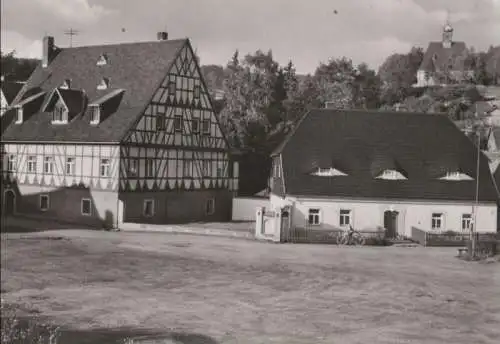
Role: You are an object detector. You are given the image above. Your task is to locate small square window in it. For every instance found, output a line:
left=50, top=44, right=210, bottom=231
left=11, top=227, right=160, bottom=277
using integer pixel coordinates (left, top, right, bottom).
left=183, top=160, right=192, bottom=177
left=66, top=157, right=75, bottom=175
left=100, top=159, right=111, bottom=177
left=202, top=119, right=210, bottom=135
left=206, top=198, right=215, bottom=215
left=143, top=199, right=154, bottom=217
left=39, top=194, right=49, bottom=211
left=81, top=198, right=92, bottom=216
left=431, top=213, right=443, bottom=230
left=461, top=214, right=472, bottom=232
left=156, top=114, right=166, bottom=131
left=174, top=115, right=183, bottom=132
left=193, top=85, right=201, bottom=99
left=145, top=159, right=155, bottom=178
left=308, top=208, right=321, bottom=225
left=192, top=118, right=200, bottom=134
left=168, top=81, right=176, bottom=96
left=339, top=209, right=351, bottom=226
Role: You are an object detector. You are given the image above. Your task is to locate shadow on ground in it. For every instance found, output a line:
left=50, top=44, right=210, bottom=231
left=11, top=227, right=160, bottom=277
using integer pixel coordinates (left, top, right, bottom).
left=57, top=328, right=220, bottom=344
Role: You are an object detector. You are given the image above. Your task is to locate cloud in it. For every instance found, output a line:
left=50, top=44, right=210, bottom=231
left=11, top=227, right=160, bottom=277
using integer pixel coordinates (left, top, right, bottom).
left=1, top=30, right=42, bottom=58
left=1, top=0, right=498, bottom=73
left=33, top=0, right=115, bottom=24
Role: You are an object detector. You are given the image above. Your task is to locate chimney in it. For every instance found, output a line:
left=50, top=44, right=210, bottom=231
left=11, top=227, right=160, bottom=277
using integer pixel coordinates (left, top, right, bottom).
left=42, top=36, right=55, bottom=68
left=157, top=31, right=168, bottom=41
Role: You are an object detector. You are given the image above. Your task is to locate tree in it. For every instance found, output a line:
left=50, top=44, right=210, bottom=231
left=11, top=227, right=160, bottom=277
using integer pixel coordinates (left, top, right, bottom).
left=313, top=57, right=357, bottom=109
left=1, top=50, right=39, bottom=81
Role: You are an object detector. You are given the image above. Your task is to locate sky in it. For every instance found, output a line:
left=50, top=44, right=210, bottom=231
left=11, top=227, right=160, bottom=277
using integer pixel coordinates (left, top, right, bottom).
left=1, top=0, right=499, bottom=74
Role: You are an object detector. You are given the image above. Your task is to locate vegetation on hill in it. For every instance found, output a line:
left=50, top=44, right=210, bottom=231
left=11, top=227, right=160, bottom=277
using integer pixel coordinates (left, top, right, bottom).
left=2, top=43, right=500, bottom=195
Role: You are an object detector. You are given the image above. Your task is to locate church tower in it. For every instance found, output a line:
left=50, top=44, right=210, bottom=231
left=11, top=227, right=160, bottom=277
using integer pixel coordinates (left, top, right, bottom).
left=442, top=22, right=453, bottom=48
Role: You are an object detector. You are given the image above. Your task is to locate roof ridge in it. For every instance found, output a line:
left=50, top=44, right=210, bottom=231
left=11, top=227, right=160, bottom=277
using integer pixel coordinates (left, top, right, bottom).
left=59, top=38, right=188, bottom=51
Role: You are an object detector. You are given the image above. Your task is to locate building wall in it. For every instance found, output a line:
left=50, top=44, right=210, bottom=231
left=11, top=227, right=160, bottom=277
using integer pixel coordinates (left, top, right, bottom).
left=3, top=184, right=120, bottom=227
left=120, top=189, right=233, bottom=224
left=270, top=194, right=497, bottom=236
left=232, top=196, right=269, bottom=221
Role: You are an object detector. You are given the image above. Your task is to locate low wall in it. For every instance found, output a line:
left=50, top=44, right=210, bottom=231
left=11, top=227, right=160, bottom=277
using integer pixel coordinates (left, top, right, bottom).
left=411, top=227, right=499, bottom=247
left=232, top=197, right=270, bottom=221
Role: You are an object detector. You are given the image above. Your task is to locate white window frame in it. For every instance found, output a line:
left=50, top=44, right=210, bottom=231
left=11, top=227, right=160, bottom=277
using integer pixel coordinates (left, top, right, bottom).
left=202, top=160, right=211, bottom=176
left=173, top=115, right=183, bottom=132
left=39, top=194, right=49, bottom=211
left=143, top=199, right=155, bottom=217
left=206, top=198, right=216, bottom=215
left=100, top=158, right=111, bottom=178
left=90, top=105, right=100, bottom=124
left=15, top=108, right=23, bottom=124
left=7, top=155, right=17, bottom=172
left=145, top=158, right=155, bottom=178
left=96, top=54, right=108, bottom=66
left=81, top=198, right=92, bottom=216
left=192, top=118, right=200, bottom=134
left=274, top=161, right=281, bottom=178
left=193, top=84, right=201, bottom=99
left=66, top=157, right=75, bottom=175
left=339, top=209, right=352, bottom=227
left=308, top=208, right=321, bottom=226
left=52, top=104, right=67, bottom=124
left=461, top=214, right=472, bottom=232
left=183, top=160, right=192, bottom=177
left=27, top=155, right=37, bottom=173
left=129, top=158, right=138, bottom=177
left=43, top=156, right=54, bottom=174
left=97, top=78, right=110, bottom=90
left=202, top=119, right=210, bottom=135
left=431, top=213, right=444, bottom=231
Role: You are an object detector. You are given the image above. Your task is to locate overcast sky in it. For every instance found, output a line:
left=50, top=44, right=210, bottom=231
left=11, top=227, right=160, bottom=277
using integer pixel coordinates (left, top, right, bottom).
left=1, top=0, right=499, bottom=74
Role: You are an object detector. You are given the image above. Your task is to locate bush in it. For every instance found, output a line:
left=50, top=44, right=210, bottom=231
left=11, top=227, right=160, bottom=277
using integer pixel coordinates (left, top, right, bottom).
left=1, top=300, right=60, bottom=344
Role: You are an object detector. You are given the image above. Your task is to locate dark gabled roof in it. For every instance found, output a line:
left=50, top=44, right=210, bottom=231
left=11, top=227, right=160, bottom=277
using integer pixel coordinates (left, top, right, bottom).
left=56, top=88, right=86, bottom=114
left=419, top=41, right=469, bottom=72
left=276, top=109, right=498, bottom=202
left=1, top=81, right=24, bottom=105
left=2, top=39, right=187, bottom=142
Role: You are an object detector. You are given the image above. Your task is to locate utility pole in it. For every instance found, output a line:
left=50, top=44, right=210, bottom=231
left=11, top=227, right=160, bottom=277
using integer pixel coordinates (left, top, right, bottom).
left=64, top=28, right=79, bottom=47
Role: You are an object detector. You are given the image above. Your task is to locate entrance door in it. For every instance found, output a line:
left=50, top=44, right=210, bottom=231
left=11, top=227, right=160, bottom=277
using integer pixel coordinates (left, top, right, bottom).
left=3, top=190, right=16, bottom=216
left=384, top=210, right=398, bottom=239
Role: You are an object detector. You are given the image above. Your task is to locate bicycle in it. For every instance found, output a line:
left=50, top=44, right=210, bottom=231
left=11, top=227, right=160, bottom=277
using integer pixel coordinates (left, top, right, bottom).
left=337, top=225, right=366, bottom=246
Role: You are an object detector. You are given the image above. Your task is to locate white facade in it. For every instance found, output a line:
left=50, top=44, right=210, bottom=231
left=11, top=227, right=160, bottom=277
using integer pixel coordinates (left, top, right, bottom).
left=270, top=194, right=497, bottom=237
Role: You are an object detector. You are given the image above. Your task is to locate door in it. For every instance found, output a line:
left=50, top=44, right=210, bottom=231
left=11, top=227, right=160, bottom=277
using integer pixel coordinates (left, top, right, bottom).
left=3, top=190, right=16, bottom=216
left=384, top=210, right=398, bottom=239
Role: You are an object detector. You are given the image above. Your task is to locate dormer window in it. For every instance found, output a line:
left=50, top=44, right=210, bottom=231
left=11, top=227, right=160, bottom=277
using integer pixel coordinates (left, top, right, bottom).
left=89, top=105, right=100, bottom=124
left=97, top=54, right=108, bottom=66
left=376, top=169, right=407, bottom=180
left=97, top=78, right=110, bottom=90
left=440, top=171, right=474, bottom=181
left=52, top=103, right=67, bottom=124
left=311, top=167, right=347, bottom=177
left=61, top=79, right=71, bottom=89
left=15, top=107, right=23, bottom=124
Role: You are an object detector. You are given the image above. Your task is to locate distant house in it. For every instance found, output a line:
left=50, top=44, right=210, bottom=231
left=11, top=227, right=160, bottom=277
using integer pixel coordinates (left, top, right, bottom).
left=415, top=23, right=474, bottom=87
left=1, top=33, right=239, bottom=227
left=269, top=109, right=498, bottom=239
left=0, top=79, right=24, bottom=116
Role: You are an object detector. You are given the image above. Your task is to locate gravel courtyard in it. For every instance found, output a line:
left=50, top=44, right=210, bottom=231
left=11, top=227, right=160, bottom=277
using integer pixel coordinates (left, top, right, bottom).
left=1, top=230, right=499, bottom=344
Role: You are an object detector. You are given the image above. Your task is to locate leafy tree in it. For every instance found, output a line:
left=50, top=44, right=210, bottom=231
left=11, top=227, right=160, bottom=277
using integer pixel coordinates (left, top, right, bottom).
left=1, top=50, right=39, bottom=81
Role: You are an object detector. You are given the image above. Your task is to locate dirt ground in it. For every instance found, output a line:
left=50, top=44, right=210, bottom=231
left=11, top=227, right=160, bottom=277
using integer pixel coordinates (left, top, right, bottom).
left=1, top=230, right=499, bottom=344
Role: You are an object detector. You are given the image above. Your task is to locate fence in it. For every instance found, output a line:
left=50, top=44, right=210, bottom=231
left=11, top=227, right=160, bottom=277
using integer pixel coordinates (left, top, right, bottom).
left=283, top=221, right=386, bottom=245
left=232, top=196, right=270, bottom=221
left=411, top=227, right=499, bottom=247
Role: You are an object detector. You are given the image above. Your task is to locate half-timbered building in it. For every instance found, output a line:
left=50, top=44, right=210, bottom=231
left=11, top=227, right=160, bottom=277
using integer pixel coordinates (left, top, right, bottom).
left=1, top=34, right=239, bottom=227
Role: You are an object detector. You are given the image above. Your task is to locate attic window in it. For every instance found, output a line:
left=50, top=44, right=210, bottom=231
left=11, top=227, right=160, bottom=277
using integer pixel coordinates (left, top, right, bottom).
left=89, top=105, right=100, bottom=124
left=52, top=103, right=68, bottom=124
left=97, top=78, right=110, bottom=90
left=376, top=169, right=407, bottom=180
left=311, top=167, right=347, bottom=177
left=97, top=54, right=108, bottom=66
left=61, top=79, right=71, bottom=89
left=15, top=108, right=23, bottom=124
left=440, top=171, right=474, bottom=181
